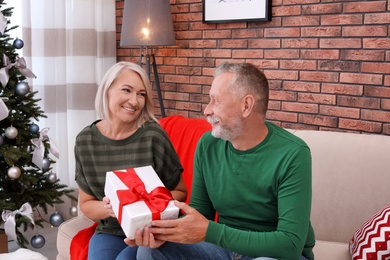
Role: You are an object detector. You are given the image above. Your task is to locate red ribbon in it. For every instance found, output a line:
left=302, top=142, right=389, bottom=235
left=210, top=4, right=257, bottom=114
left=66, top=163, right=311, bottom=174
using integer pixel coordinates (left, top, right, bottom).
left=113, top=168, right=173, bottom=224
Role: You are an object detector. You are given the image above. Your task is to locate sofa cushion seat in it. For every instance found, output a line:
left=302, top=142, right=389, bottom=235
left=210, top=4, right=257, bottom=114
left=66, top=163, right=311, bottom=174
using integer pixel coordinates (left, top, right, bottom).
left=313, top=240, right=350, bottom=260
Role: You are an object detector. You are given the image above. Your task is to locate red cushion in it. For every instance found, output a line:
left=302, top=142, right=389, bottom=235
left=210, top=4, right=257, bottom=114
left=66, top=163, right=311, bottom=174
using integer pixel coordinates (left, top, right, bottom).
left=159, top=115, right=211, bottom=203
left=349, top=204, right=390, bottom=260
left=69, top=222, right=98, bottom=260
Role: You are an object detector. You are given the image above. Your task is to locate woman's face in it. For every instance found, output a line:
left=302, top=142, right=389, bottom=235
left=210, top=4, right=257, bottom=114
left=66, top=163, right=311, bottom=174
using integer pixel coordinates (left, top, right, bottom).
left=107, top=69, right=147, bottom=125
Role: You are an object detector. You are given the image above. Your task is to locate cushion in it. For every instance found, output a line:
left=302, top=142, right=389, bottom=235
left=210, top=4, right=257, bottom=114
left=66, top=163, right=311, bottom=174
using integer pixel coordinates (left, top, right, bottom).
left=349, top=204, right=390, bottom=259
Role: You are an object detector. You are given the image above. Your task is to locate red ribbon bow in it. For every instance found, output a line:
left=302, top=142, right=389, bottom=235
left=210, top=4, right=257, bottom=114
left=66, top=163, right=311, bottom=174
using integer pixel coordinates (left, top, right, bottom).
left=113, top=168, right=173, bottom=224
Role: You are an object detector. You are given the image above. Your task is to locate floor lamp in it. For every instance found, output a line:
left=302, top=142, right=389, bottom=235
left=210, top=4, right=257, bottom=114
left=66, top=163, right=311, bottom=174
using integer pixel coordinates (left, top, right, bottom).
left=120, top=0, right=176, bottom=117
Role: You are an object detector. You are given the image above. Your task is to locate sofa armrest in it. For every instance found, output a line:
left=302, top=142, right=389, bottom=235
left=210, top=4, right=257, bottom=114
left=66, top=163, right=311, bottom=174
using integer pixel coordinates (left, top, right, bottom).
left=56, top=215, right=95, bottom=260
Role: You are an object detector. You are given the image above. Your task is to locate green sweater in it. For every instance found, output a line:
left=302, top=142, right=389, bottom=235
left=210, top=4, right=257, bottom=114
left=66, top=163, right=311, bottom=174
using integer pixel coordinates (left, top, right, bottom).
left=75, top=120, right=183, bottom=236
left=191, top=122, right=315, bottom=260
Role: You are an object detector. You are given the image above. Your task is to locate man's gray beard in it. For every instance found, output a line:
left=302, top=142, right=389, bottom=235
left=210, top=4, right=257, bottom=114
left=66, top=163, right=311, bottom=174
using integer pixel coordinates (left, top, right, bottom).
left=210, top=117, right=243, bottom=141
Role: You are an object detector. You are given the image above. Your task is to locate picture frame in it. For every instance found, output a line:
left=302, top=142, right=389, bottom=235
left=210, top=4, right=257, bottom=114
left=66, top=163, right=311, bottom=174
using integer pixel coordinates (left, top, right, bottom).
left=202, top=0, right=272, bottom=24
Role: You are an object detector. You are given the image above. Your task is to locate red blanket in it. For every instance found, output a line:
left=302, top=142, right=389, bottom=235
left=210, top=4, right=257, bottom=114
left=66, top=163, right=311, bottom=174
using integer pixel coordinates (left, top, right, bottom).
left=69, top=115, right=211, bottom=259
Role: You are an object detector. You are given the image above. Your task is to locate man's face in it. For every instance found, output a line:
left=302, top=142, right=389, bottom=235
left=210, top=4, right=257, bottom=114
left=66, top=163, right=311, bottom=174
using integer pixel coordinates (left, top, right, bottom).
left=204, top=72, right=243, bottom=141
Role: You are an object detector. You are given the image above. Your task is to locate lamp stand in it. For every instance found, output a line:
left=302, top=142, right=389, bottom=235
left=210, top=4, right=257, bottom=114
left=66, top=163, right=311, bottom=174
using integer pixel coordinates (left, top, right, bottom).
left=139, top=47, right=166, bottom=117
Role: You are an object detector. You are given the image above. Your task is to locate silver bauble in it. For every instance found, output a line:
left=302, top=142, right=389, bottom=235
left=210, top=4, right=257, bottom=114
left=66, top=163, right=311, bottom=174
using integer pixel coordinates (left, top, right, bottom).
left=47, top=172, right=57, bottom=183
left=31, top=234, right=45, bottom=248
left=29, top=123, right=40, bottom=134
left=49, top=212, right=64, bottom=227
left=5, top=126, right=18, bottom=139
left=42, top=157, right=50, bottom=171
left=69, top=206, right=78, bottom=217
left=8, top=166, right=21, bottom=179
left=15, top=82, right=30, bottom=96
left=13, top=38, right=24, bottom=49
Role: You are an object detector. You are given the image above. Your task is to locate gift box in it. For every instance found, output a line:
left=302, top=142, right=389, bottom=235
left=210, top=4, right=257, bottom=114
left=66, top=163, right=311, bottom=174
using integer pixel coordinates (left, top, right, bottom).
left=104, top=165, right=179, bottom=239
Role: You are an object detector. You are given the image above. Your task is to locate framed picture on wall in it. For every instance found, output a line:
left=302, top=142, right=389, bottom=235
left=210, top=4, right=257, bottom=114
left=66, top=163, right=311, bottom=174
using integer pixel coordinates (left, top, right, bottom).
left=202, top=0, right=272, bottom=23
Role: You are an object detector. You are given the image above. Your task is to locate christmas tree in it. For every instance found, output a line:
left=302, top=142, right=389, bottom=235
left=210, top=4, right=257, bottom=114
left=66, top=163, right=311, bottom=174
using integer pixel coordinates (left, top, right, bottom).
left=0, top=1, right=75, bottom=248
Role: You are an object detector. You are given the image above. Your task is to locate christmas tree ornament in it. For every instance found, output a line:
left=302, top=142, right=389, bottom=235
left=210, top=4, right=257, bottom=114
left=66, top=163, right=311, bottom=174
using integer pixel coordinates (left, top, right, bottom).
left=31, top=234, right=45, bottom=248
left=29, top=123, right=40, bottom=134
left=42, top=157, right=50, bottom=171
left=15, top=82, right=30, bottom=96
left=69, top=205, right=78, bottom=217
left=5, top=126, right=18, bottom=139
left=8, top=166, right=21, bottom=179
left=47, top=172, right=57, bottom=183
left=13, top=38, right=24, bottom=49
left=49, top=212, right=64, bottom=227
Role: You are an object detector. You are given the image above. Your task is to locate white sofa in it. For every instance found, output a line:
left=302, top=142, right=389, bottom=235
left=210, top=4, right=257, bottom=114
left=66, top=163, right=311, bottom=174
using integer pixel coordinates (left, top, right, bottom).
left=56, top=116, right=390, bottom=260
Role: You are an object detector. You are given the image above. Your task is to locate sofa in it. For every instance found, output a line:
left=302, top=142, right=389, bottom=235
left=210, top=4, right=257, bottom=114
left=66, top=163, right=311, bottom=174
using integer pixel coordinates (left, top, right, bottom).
left=56, top=115, right=390, bottom=260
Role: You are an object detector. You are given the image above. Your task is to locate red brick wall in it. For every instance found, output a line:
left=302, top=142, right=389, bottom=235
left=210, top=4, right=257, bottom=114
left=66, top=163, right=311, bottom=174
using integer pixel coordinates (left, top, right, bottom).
left=116, top=0, right=390, bottom=135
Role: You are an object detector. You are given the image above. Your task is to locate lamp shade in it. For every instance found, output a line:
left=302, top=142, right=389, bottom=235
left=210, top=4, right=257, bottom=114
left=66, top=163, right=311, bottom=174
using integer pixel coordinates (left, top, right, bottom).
left=120, top=0, right=176, bottom=47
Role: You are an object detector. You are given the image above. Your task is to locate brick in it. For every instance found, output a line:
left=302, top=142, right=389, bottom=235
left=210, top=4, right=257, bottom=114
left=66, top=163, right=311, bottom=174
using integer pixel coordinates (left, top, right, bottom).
left=300, top=71, right=339, bottom=83
left=283, top=0, right=320, bottom=4
left=188, top=58, right=215, bottom=67
left=362, top=109, right=390, bottom=123
left=364, top=13, right=390, bottom=24
left=164, top=57, right=188, bottom=66
left=299, top=114, right=338, bottom=127
left=320, top=38, right=362, bottom=49
left=264, top=49, right=300, bottom=59
left=343, top=1, right=387, bottom=13
left=382, top=99, right=390, bottom=110
left=385, top=76, right=390, bottom=86
left=204, top=49, right=232, bottom=58
left=282, top=102, right=319, bottom=113
left=337, top=96, right=380, bottom=109
left=174, top=22, right=190, bottom=31
left=176, top=13, right=202, bottom=22
left=232, top=29, right=263, bottom=38
left=281, top=123, right=319, bottom=131
left=232, top=50, right=264, bottom=59
left=365, top=86, right=390, bottom=98
left=190, top=22, right=216, bottom=30
left=177, top=49, right=203, bottom=57
left=383, top=124, right=390, bottom=135
left=339, top=118, right=382, bottom=133
left=268, top=100, right=281, bottom=110
left=165, top=74, right=190, bottom=84
left=171, top=4, right=190, bottom=13
left=298, top=93, right=336, bottom=105
left=282, top=16, right=320, bottom=27
left=301, top=50, right=339, bottom=60
left=283, top=81, right=321, bottom=92
left=282, top=39, right=318, bottom=49
left=321, top=14, right=363, bottom=25
left=342, top=25, right=387, bottom=37
left=248, top=39, right=281, bottom=49
left=269, top=90, right=297, bottom=101
left=340, top=73, right=382, bottom=85
left=189, top=3, right=202, bottom=12
left=268, top=80, right=283, bottom=90
left=175, top=101, right=202, bottom=111
left=320, top=105, right=360, bottom=118
left=218, top=40, right=247, bottom=49
left=176, top=31, right=202, bottom=39
left=189, top=93, right=209, bottom=103
left=264, top=70, right=299, bottom=80
left=190, top=76, right=213, bottom=85
left=264, top=28, right=300, bottom=38
left=176, top=66, right=202, bottom=75
left=322, top=83, right=363, bottom=96
left=318, top=61, right=360, bottom=72
left=363, top=38, right=390, bottom=49
left=189, top=40, right=217, bottom=48
left=177, top=84, right=201, bottom=93
left=203, top=30, right=232, bottom=39
left=272, top=5, right=301, bottom=16
left=246, top=60, right=279, bottom=69
left=266, top=111, right=298, bottom=122
left=340, top=50, right=385, bottom=61
left=164, top=91, right=189, bottom=101
left=302, top=3, right=342, bottom=15
left=362, top=62, right=390, bottom=74
left=301, top=27, right=341, bottom=37
left=280, top=60, right=317, bottom=70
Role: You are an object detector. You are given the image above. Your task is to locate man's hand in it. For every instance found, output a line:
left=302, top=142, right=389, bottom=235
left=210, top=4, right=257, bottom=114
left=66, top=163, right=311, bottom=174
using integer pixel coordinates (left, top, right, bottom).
left=150, top=200, right=209, bottom=244
left=102, top=196, right=116, bottom=218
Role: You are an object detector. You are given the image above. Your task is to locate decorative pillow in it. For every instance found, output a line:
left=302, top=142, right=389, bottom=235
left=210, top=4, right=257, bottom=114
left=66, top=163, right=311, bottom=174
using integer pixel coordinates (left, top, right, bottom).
left=349, top=204, right=390, bottom=260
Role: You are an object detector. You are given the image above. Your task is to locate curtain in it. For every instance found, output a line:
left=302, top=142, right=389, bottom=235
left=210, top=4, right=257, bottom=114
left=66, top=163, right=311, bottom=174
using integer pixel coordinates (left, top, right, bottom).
left=20, top=0, right=116, bottom=188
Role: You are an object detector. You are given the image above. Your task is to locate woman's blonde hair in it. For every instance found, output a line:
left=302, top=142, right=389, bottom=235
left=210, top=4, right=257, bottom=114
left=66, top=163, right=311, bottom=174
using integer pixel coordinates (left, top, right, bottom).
left=95, top=61, right=157, bottom=127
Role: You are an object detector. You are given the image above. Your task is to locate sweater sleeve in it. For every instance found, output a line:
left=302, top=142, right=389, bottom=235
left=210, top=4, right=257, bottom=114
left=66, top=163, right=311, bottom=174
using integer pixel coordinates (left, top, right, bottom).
left=200, top=143, right=314, bottom=260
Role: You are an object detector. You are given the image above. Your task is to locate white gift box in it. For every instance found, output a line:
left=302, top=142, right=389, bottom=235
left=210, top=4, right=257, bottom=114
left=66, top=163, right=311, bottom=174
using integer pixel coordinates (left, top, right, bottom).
left=104, top=165, right=179, bottom=239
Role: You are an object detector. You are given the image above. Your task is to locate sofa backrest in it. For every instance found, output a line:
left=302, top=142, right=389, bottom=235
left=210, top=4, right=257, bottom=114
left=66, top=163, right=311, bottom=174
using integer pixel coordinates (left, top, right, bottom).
left=159, top=115, right=211, bottom=204
left=291, top=129, right=390, bottom=244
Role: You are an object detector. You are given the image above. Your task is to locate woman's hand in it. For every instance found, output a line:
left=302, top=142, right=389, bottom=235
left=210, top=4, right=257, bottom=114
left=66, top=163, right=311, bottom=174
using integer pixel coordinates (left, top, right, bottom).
left=102, top=196, right=116, bottom=218
left=124, top=227, right=166, bottom=248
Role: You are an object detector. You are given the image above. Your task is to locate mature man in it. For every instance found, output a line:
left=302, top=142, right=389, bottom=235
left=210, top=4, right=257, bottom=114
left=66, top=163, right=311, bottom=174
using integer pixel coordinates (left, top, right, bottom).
left=127, top=62, right=315, bottom=260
